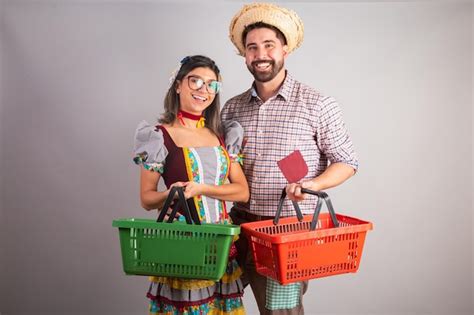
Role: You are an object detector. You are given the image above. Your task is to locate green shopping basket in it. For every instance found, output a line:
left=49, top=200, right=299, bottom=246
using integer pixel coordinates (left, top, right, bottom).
left=113, top=187, right=240, bottom=280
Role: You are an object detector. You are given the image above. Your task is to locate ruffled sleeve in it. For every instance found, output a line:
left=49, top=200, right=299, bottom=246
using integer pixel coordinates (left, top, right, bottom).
left=223, top=120, right=244, bottom=165
left=132, top=120, right=168, bottom=173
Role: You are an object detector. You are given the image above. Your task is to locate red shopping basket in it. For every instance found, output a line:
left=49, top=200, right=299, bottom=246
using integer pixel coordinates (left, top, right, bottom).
left=241, top=188, right=373, bottom=285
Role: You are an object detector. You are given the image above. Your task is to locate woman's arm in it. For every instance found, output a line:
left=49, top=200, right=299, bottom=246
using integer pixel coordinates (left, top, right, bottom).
left=139, top=167, right=186, bottom=210
left=182, top=162, right=249, bottom=202
left=139, top=167, right=167, bottom=210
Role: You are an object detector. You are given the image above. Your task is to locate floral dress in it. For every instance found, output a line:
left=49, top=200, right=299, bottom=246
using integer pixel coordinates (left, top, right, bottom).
left=133, top=120, right=245, bottom=315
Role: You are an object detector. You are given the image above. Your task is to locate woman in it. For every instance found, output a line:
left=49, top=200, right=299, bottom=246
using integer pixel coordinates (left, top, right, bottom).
left=133, top=55, right=248, bottom=315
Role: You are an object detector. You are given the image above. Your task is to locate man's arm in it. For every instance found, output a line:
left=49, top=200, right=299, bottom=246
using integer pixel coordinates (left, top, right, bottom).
left=287, top=95, right=358, bottom=201
left=286, top=162, right=355, bottom=201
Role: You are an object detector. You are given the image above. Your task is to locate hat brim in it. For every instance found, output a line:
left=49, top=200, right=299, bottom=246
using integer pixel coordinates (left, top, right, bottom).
left=229, top=3, right=304, bottom=56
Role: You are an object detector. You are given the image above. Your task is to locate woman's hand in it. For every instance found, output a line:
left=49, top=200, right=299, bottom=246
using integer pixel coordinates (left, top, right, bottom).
left=159, top=182, right=187, bottom=221
left=182, top=181, right=204, bottom=199
left=169, top=181, right=187, bottom=199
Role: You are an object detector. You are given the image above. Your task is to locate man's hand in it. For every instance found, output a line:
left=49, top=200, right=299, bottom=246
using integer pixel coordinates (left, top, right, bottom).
left=286, top=181, right=315, bottom=202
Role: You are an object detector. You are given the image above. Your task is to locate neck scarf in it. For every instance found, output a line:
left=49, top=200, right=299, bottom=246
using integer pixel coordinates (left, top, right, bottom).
left=177, top=110, right=205, bottom=128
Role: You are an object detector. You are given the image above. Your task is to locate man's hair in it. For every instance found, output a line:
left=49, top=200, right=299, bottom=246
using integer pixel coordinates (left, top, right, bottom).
left=241, top=22, right=287, bottom=48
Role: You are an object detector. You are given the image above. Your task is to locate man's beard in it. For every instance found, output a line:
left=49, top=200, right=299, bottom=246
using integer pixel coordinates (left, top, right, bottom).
left=247, top=59, right=284, bottom=83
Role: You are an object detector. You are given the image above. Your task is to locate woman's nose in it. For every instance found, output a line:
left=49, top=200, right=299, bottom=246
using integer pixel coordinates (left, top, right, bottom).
left=197, top=84, right=207, bottom=93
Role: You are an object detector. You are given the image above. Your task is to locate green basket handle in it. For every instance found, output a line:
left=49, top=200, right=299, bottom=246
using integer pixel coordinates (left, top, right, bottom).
left=301, top=188, right=339, bottom=231
left=273, top=188, right=304, bottom=225
left=156, top=186, right=201, bottom=225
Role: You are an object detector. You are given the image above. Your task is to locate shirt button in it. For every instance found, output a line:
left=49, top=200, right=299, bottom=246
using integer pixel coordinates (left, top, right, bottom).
left=257, top=153, right=262, bottom=157
left=258, top=129, right=263, bottom=134
left=251, top=200, right=256, bottom=204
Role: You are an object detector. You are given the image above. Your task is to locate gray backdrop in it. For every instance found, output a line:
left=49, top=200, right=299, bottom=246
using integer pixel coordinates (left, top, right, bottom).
left=0, top=0, right=472, bottom=314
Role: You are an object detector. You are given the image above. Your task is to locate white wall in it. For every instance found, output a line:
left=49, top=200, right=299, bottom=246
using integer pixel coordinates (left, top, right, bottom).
left=0, top=1, right=472, bottom=315
left=0, top=0, right=5, bottom=315
left=471, top=0, right=474, bottom=309
left=0, top=0, right=5, bottom=312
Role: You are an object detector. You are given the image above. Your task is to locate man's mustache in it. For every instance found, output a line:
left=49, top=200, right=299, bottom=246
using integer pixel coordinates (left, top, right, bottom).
left=251, top=60, right=274, bottom=67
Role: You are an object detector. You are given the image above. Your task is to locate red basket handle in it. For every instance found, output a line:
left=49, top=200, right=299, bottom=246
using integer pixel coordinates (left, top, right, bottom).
left=301, top=188, right=339, bottom=230
left=273, top=188, right=304, bottom=225
left=156, top=186, right=201, bottom=225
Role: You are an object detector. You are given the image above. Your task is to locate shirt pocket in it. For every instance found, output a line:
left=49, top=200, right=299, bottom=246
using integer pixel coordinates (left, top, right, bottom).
left=262, top=117, right=304, bottom=159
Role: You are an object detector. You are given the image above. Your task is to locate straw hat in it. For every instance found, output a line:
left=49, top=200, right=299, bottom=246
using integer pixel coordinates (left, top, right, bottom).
left=229, top=3, right=304, bottom=56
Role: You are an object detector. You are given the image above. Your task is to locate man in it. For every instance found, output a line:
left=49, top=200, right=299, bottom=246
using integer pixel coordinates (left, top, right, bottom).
left=221, top=3, right=359, bottom=314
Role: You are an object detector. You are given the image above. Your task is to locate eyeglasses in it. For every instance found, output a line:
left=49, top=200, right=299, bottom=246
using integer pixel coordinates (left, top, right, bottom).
left=185, top=75, right=221, bottom=94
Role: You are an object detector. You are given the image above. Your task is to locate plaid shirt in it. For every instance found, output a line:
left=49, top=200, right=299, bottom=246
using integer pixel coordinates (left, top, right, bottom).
left=221, top=72, right=358, bottom=217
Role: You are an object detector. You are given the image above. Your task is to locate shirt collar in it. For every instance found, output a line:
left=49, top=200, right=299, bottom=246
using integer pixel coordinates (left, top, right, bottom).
left=246, top=71, right=294, bottom=103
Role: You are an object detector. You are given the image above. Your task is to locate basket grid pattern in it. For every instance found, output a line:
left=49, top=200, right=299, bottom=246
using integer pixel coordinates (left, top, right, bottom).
left=249, top=233, right=361, bottom=271
left=254, top=215, right=359, bottom=236
left=284, top=233, right=361, bottom=279
left=129, top=228, right=218, bottom=275
left=244, top=213, right=371, bottom=284
left=114, top=210, right=239, bottom=280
